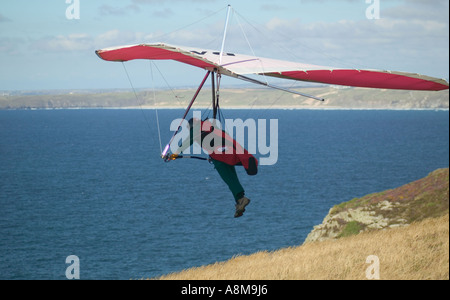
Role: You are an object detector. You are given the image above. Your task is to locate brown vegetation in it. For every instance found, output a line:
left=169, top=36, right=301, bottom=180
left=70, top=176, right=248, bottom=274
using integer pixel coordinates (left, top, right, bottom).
left=155, top=213, right=449, bottom=280
left=305, top=168, right=449, bottom=243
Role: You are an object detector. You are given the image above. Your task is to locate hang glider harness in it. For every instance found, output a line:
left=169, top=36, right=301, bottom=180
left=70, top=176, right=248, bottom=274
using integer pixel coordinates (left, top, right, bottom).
left=95, top=5, right=449, bottom=163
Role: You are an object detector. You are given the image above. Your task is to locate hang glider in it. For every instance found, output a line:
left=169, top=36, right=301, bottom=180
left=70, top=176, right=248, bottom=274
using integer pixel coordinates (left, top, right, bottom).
left=95, top=4, right=448, bottom=163
left=95, top=42, right=449, bottom=92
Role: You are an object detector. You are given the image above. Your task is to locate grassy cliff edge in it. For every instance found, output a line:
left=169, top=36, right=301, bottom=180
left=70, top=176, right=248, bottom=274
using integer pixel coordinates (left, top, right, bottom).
left=304, top=168, right=449, bottom=243
left=154, top=168, right=449, bottom=280
left=155, top=214, right=448, bottom=280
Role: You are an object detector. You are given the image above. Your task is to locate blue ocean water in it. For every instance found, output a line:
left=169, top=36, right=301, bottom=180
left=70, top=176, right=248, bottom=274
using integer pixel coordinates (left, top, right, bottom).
left=0, top=109, right=448, bottom=279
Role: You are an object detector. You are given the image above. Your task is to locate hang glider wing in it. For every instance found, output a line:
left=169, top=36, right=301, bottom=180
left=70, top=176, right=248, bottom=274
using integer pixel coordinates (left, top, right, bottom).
left=96, top=43, right=449, bottom=91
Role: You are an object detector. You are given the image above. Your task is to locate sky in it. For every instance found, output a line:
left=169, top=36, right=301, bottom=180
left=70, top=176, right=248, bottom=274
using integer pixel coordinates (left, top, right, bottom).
left=0, top=0, right=449, bottom=91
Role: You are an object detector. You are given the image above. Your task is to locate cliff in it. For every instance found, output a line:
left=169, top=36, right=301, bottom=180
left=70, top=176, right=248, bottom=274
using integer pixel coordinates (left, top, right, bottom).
left=156, top=214, right=448, bottom=280
left=304, top=168, right=449, bottom=243
left=153, top=168, right=449, bottom=280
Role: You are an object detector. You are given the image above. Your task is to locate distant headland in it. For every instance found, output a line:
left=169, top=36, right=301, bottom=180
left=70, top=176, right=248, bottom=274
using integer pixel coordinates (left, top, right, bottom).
left=1, top=86, right=448, bottom=110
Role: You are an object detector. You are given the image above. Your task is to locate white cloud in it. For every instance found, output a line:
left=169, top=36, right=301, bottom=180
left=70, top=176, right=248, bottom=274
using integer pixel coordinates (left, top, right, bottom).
left=95, top=30, right=139, bottom=47
left=98, top=0, right=217, bottom=16
left=383, top=0, right=449, bottom=22
left=27, top=29, right=164, bottom=53
left=98, top=4, right=140, bottom=16
left=2, top=0, right=447, bottom=91
left=132, top=0, right=216, bottom=4
left=14, top=0, right=449, bottom=75
left=94, top=29, right=163, bottom=47
left=31, top=34, right=93, bottom=52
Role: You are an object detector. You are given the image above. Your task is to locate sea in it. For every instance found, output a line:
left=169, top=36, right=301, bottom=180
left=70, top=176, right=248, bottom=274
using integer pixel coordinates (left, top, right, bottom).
left=0, top=109, right=448, bottom=280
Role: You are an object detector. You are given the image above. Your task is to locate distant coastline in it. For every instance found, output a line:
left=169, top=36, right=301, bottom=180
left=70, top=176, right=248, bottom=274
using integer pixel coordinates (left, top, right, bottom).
left=8, top=106, right=449, bottom=111
left=1, top=86, right=448, bottom=110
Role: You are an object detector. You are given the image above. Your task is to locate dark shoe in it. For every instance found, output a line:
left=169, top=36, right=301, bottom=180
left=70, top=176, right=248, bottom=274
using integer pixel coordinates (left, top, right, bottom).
left=234, top=197, right=250, bottom=218
left=245, top=157, right=258, bottom=176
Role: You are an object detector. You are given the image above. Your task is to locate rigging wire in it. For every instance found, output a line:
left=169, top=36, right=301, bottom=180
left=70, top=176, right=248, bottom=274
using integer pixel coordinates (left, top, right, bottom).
left=231, top=9, right=291, bottom=120
left=233, top=9, right=372, bottom=70
left=234, top=9, right=269, bottom=86
left=152, top=6, right=228, bottom=44
left=151, top=62, right=185, bottom=107
left=121, top=62, right=163, bottom=155
left=149, top=62, right=163, bottom=155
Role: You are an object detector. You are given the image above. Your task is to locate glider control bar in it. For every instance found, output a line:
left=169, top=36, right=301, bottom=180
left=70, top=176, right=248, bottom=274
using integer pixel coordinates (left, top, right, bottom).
left=236, top=74, right=325, bottom=102
left=166, top=154, right=211, bottom=162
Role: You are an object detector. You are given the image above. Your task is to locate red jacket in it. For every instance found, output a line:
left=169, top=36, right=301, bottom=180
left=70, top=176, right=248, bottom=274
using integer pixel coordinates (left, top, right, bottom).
left=199, top=119, right=258, bottom=175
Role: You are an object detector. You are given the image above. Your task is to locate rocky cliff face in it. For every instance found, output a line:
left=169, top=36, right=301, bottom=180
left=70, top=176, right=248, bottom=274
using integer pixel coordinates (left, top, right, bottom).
left=304, top=168, right=449, bottom=244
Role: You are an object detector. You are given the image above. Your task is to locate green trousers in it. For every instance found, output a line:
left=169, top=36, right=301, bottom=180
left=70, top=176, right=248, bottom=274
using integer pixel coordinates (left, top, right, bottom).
left=212, top=159, right=245, bottom=202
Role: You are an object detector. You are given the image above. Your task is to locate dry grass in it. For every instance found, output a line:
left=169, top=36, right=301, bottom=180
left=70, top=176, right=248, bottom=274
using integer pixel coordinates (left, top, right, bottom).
left=156, top=214, right=449, bottom=280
